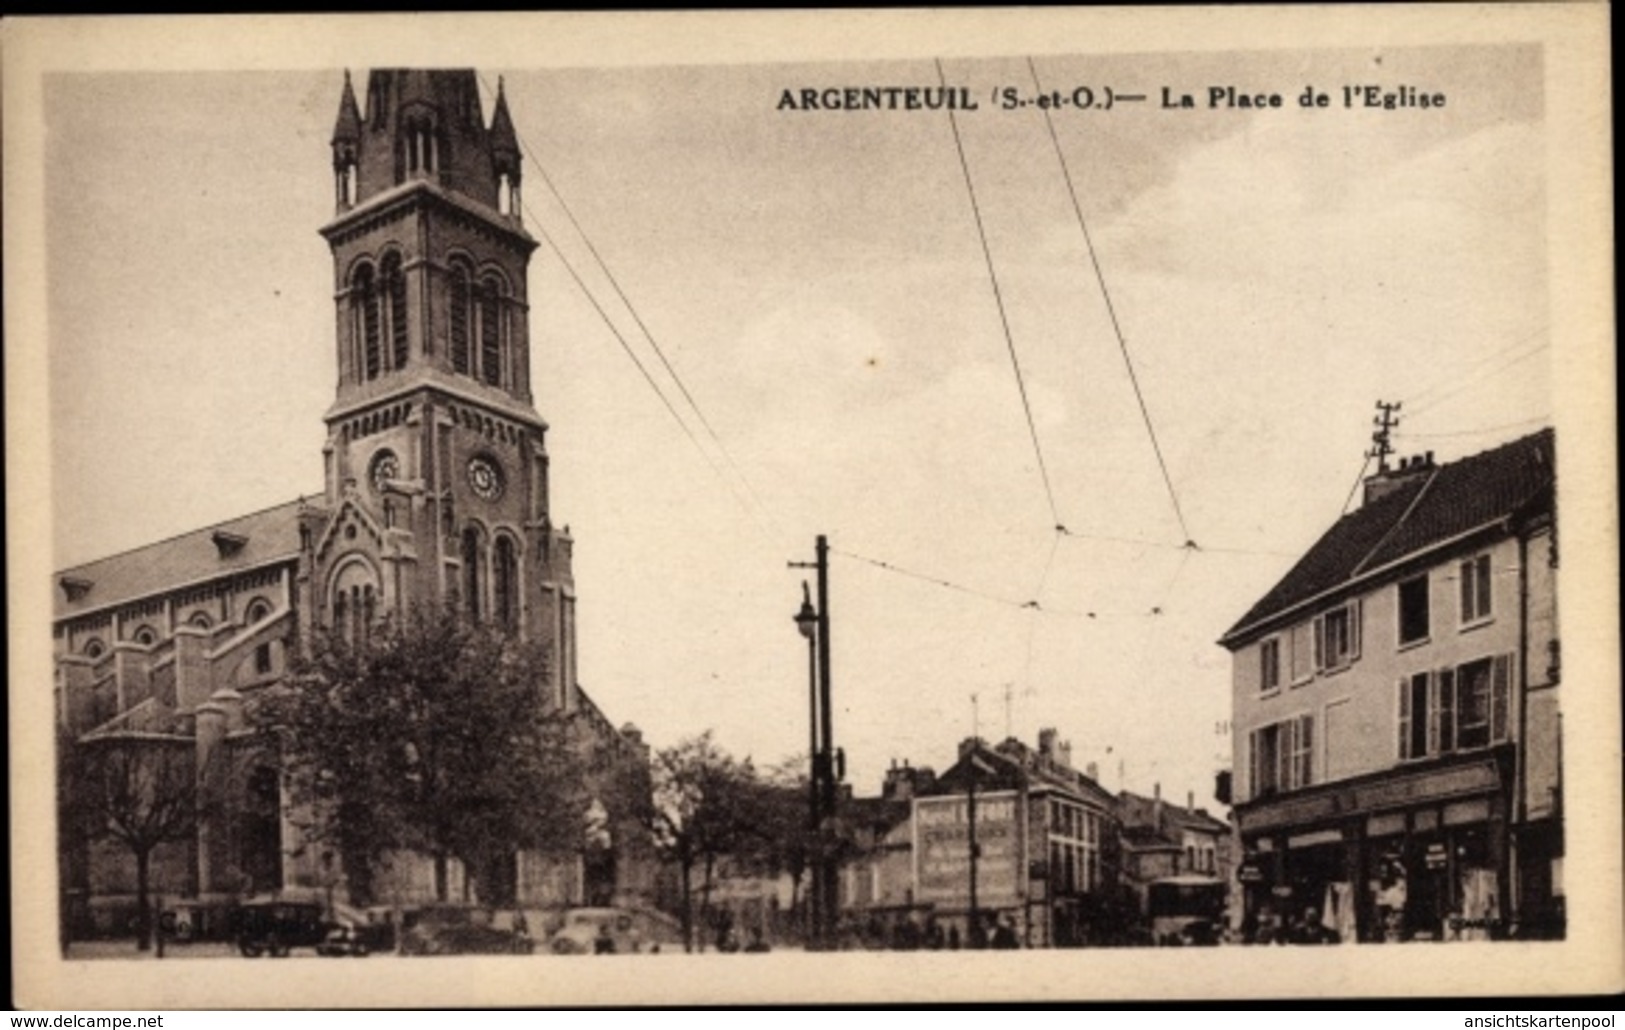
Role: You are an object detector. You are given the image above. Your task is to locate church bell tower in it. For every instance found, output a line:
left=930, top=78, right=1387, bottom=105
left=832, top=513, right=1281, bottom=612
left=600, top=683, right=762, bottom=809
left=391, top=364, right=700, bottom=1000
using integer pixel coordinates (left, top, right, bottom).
left=314, top=69, right=579, bottom=709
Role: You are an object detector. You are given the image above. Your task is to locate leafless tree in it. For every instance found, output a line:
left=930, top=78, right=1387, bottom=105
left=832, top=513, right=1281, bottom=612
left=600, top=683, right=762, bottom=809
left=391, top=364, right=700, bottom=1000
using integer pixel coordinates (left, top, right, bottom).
left=72, top=737, right=197, bottom=950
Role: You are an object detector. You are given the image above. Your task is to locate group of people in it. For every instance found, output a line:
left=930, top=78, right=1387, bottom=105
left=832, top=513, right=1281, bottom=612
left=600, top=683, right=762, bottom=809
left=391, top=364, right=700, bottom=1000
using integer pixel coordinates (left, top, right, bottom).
left=1244, top=904, right=1341, bottom=945
left=840, top=912, right=1023, bottom=951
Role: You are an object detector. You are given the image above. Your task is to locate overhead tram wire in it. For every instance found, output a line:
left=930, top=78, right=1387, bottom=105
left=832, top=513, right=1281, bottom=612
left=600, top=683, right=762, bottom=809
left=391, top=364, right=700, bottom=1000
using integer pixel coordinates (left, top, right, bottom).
left=1403, top=339, right=1550, bottom=419
left=833, top=546, right=1175, bottom=622
left=1339, top=453, right=1374, bottom=516
left=484, top=74, right=782, bottom=545
left=1397, top=415, right=1553, bottom=441
left=1027, top=56, right=1193, bottom=548
left=479, top=71, right=786, bottom=541
left=936, top=57, right=1065, bottom=534
left=522, top=213, right=777, bottom=544
left=1401, top=326, right=1548, bottom=411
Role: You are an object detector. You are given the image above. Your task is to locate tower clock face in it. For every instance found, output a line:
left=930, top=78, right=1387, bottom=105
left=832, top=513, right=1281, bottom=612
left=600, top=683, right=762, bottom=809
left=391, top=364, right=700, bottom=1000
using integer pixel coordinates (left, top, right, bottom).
left=467, top=455, right=505, bottom=501
left=369, top=449, right=400, bottom=493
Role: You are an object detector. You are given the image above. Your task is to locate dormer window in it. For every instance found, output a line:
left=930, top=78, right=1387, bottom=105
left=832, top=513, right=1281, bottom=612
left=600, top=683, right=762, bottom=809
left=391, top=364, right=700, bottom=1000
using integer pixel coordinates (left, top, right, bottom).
left=212, top=530, right=248, bottom=559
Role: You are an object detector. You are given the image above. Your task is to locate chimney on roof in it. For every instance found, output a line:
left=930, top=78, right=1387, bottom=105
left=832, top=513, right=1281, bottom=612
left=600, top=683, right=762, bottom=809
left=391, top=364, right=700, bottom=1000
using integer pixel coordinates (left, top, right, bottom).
left=1056, top=738, right=1073, bottom=770
left=1153, top=782, right=1163, bottom=830
left=1363, top=449, right=1436, bottom=507
left=1187, top=790, right=1195, bottom=815
left=1085, top=761, right=1099, bottom=783
left=883, top=760, right=923, bottom=801
left=1038, top=727, right=1057, bottom=758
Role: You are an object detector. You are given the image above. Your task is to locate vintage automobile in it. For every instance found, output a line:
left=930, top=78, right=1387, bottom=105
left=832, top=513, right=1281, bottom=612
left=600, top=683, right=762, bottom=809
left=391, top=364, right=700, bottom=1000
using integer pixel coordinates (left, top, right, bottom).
left=316, top=905, right=397, bottom=957
left=398, top=906, right=534, bottom=956
left=1146, top=874, right=1228, bottom=946
left=232, top=899, right=333, bottom=958
left=546, top=907, right=680, bottom=955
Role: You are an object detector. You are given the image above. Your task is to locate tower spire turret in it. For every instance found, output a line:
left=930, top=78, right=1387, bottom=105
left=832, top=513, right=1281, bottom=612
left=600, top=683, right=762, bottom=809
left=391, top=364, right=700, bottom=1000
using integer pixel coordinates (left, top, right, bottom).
left=489, top=76, right=523, bottom=218
left=332, top=69, right=363, bottom=145
left=331, top=70, right=363, bottom=211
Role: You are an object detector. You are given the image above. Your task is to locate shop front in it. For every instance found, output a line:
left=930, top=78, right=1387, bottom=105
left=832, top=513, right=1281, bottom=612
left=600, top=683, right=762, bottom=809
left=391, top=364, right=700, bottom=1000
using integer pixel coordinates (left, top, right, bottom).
left=1235, top=747, right=1513, bottom=943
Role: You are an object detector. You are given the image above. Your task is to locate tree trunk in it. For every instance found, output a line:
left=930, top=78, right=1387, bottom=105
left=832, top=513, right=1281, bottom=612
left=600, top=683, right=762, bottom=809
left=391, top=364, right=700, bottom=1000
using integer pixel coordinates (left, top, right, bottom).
left=679, top=859, right=693, bottom=954
left=434, top=852, right=449, bottom=903
left=134, top=849, right=152, bottom=952
left=701, top=854, right=716, bottom=953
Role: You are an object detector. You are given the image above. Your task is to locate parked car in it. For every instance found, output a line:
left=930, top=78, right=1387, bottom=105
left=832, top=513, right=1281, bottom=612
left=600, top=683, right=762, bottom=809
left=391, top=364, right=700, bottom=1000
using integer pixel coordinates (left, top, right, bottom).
left=316, top=905, right=397, bottom=957
left=232, top=900, right=333, bottom=958
left=399, top=907, right=534, bottom=956
left=547, top=907, right=677, bottom=955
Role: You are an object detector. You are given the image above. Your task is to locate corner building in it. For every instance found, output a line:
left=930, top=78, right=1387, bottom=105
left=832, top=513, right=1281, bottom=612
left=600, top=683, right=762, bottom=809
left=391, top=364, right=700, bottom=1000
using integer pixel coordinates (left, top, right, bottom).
left=54, top=70, right=653, bottom=936
left=1220, top=430, right=1561, bottom=942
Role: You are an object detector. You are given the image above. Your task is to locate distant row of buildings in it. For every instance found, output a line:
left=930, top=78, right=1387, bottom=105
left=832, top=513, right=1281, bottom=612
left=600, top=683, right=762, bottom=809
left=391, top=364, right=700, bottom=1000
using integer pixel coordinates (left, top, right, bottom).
left=715, top=730, right=1233, bottom=949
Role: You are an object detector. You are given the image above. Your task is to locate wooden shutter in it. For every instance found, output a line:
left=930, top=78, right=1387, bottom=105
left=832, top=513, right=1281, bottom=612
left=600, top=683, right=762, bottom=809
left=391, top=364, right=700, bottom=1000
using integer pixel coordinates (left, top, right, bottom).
left=1397, top=678, right=1412, bottom=760
left=1349, top=599, right=1363, bottom=660
left=1248, top=729, right=1259, bottom=798
left=1491, top=653, right=1512, bottom=741
left=1312, top=615, right=1325, bottom=672
left=1437, top=667, right=1456, bottom=754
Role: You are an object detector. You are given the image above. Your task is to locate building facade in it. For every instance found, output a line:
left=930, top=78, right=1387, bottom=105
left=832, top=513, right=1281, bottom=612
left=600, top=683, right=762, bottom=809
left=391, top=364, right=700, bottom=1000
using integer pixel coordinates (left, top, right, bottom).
left=1220, top=430, right=1560, bottom=942
left=1116, top=786, right=1232, bottom=905
left=54, top=69, right=652, bottom=939
left=911, top=730, right=1120, bottom=948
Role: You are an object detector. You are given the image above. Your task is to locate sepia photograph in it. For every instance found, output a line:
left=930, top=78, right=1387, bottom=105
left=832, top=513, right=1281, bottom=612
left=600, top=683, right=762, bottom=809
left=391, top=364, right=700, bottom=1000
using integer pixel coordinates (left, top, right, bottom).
left=5, top=9, right=1617, bottom=1008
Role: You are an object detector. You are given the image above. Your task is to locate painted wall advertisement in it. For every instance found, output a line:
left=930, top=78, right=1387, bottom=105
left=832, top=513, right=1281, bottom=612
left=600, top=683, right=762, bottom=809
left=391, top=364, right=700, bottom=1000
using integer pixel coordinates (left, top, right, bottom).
left=914, top=792, right=1022, bottom=908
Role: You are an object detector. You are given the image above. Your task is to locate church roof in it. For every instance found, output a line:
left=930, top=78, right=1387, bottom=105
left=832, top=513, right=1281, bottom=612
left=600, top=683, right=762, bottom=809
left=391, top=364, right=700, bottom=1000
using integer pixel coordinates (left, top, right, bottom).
left=54, top=498, right=317, bottom=622
left=1220, top=428, right=1555, bottom=646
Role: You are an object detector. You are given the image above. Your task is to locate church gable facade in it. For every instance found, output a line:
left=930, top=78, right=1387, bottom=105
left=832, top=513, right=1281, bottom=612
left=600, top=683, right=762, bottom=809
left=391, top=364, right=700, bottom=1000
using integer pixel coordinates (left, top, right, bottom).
left=55, top=69, right=648, bottom=941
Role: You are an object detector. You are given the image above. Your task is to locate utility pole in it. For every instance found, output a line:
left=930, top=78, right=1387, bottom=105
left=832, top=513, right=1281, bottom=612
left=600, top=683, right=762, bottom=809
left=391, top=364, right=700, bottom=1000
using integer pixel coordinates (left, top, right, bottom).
left=967, top=751, right=979, bottom=946
left=790, top=534, right=839, bottom=949
left=1369, top=400, right=1402, bottom=472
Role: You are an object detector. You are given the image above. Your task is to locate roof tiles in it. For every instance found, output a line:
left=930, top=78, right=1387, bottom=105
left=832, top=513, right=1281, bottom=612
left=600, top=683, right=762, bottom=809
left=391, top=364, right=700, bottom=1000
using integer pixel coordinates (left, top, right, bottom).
left=1222, top=428, right=1554, bottom=644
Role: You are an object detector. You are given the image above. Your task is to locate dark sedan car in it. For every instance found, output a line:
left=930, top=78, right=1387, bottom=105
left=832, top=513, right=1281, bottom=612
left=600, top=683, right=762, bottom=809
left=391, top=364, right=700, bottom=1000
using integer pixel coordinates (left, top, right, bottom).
left=399, top=907, right=534, bottom=956
left=232, top=900, right=332, bottom=957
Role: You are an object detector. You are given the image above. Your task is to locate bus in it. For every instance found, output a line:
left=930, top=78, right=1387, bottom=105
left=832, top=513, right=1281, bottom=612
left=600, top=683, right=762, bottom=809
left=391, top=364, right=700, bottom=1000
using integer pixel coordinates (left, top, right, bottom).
left=1146, top=874, right=1227, bottom=946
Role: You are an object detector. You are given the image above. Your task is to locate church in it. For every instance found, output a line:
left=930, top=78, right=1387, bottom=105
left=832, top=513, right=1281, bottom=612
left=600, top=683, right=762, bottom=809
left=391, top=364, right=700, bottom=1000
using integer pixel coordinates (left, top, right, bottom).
left=53, top=69, right=654, bottom=939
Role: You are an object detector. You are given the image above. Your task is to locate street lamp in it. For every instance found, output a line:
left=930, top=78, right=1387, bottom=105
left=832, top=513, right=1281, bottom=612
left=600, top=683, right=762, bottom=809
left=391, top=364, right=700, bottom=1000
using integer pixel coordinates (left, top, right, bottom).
left=793, top=581, right=820, bottom=947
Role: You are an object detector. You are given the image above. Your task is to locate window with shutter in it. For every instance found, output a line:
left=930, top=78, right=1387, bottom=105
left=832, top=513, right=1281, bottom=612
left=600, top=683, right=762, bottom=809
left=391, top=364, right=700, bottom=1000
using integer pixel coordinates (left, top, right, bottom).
left=1457, top=657, right=1493, bottom=749
left=1293, top=714, right=1314, bottom=788
left=1290, top=622, right=1314, bottom=683
left=1460, top=553, right=1493, bottom=624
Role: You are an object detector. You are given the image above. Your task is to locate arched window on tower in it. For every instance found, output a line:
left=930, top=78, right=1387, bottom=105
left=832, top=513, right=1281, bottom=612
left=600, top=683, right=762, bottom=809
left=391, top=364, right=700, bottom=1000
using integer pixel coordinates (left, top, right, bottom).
left=479, top=275, right=504, bottom=388
left=332, top=589, right=348, bottom=644
left=352, top=264, right=381, bottom=382
left=493, top=535, right=518, bottom=633
left=449, top=262, right=472, bottom=375
left=383, top=252, right=408, bottom=372
left=462, top=526, right=486, bottom=621
left=330, top=560, right=380, bottom=648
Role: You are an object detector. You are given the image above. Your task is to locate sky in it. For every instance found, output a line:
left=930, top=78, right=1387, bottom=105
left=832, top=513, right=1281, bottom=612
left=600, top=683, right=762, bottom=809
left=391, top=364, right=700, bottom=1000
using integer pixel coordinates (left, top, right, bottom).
left=43, top=43, right=1554, bottom=809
